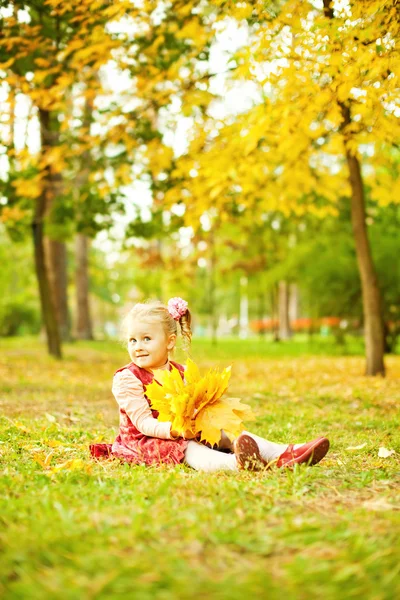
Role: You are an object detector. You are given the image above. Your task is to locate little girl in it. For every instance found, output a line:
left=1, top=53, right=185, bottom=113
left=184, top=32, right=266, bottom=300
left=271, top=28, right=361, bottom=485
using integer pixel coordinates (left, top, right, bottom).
left=90, top=298, right=330, bottom=472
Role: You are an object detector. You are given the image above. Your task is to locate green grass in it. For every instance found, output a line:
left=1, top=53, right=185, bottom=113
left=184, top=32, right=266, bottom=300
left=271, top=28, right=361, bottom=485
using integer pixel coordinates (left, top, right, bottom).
left=192, top=334, right=368, bottom=358
left=0, top=337, right=399, bottom=599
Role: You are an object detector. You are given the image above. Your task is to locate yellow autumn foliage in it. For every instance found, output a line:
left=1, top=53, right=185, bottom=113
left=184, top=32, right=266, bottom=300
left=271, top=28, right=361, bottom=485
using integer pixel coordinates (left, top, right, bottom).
left=145, top=360, right=254, bottom=445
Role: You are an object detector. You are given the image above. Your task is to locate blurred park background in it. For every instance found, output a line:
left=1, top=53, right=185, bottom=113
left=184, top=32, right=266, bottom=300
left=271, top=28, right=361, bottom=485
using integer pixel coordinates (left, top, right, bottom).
left=1, top=2, right=400, bottom=598
left=0, top=0, right=399, bottom=375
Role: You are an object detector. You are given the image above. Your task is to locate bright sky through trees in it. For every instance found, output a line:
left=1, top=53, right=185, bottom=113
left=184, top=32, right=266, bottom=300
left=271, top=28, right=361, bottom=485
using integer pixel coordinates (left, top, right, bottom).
left=0, top=6, right=262, bottom=264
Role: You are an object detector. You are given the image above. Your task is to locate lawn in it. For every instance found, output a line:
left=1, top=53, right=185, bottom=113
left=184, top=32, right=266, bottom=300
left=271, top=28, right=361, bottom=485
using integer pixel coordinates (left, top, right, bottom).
left=0, top=337, right=399, bottom=599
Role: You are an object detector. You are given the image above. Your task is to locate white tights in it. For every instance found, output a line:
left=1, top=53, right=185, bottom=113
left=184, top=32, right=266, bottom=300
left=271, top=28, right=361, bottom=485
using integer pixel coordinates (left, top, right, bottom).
left=184, top=440, right=237, bottom=472
left=183, top=431, right=294, bottom=472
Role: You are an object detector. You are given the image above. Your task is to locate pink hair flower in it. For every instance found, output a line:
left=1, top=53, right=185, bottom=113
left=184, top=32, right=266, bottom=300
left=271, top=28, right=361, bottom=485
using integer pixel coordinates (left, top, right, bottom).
left=168, top=297, right=188, bottom=321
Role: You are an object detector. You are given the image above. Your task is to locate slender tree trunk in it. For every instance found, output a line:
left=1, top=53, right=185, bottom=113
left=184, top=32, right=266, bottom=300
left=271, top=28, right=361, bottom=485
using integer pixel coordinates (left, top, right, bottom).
left=35, top=109, right=62, bottom=357
left=33, top=223, right=61, bottom=357
left=8, top=65, right=61, bottom=352
left=271, top=284, right=280, bottom=341
left=289, top=283, right=299, bottom=323
left=278, top=280, right=292, bottom=340
left=42, top=111, right=70, bottom=342
left=41, top=111, right=70, bottom=343
left=73, top=90, right=95, bottom=340
left=258, top=292, right=265, bottom=339
left=45, top=238, right=71, bottom=341
left=239, top=276, right=249, bottom=339
left=33, top=110, right=62, bottom=358
left=344, top=128, right=385, bottom=375
left=323, top=0, right=385, bottom=376
left=75, top=233, right=93, bottom=340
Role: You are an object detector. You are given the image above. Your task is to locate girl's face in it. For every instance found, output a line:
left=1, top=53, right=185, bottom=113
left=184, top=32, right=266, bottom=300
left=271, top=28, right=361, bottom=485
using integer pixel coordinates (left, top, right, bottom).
left=127, top=319, right=176, bottom=370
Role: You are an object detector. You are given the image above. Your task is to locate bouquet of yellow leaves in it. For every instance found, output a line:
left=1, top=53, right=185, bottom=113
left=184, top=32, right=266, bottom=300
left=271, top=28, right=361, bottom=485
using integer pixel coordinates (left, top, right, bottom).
left=145, top=359, right=255, bottom=445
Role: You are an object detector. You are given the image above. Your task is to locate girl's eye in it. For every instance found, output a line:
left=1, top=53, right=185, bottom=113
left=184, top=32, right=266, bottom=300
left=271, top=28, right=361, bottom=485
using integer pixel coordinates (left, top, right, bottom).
left=144, top=337, right=151, bottom=342
left=129, top=339, right=136, bottom=343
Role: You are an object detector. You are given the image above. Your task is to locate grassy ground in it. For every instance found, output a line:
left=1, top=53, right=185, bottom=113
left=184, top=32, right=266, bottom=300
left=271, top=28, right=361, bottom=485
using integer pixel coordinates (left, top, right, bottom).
left=0, top=337, right=399, bottom=600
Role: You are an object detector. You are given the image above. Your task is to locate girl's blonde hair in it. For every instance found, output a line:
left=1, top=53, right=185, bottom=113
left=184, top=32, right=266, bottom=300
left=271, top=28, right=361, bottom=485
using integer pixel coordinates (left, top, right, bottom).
left=121, top=299, right=192, bottom=352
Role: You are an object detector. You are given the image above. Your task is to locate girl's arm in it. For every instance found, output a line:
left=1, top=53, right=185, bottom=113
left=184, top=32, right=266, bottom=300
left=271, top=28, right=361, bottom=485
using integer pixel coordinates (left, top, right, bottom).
left=112, top=370, right=174, bottom=440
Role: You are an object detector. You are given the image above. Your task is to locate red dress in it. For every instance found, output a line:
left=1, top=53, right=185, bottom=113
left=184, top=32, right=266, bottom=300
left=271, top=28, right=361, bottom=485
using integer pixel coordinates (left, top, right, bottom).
left=89, top=360, right=188, bottom=466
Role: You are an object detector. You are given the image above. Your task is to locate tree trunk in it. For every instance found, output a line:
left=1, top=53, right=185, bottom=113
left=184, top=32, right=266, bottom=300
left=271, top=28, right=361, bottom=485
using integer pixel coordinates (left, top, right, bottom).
left=45, top=238, right=71, bottom=341
left=33, top=109, right=62, bottom=358
left=289, top=283, right=299, bottom=323
left=239, top=276, right=249, bottom=339
left=258, top=292, right=265, bottom=339
left=72, top=89, right=95, bottom=340
left=323, top=0, right=385, bottom=376
left=270, top=284, right=280, bottom=341
left=42, top=112, right=70, bottom=342
left=75, top=233, right=93, bottom=340
left=278, top=280, right=292, bottom=340
left=344, top=132, right=385, bottom=375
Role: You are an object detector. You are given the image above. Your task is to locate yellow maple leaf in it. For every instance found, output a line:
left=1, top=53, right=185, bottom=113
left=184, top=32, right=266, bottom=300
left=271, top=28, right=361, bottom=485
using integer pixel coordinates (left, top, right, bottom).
left=183, top=359, right=201, bottom=384
left=48, top=458, right=86, bottom=474
left=13, top=420, right=31, bottom=433
left=196, top=398, right=252, bottom=446
left=145, top=361, right=255, bottom=445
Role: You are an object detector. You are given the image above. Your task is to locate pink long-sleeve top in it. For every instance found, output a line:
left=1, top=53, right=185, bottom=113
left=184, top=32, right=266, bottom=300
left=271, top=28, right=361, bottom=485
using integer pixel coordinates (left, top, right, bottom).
left=112, top=362, right=174, bottom=440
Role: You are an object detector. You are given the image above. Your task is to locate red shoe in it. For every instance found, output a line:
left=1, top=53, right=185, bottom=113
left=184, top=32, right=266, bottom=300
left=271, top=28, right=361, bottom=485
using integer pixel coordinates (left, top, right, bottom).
left=234, top=434, right=268, bottom=471
left=276, top=437, right=330, bottom=468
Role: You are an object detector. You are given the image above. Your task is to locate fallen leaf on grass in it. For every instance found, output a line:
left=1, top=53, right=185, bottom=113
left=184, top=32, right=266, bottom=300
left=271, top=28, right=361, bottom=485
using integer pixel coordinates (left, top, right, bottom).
left=45, top=412, right=57, bottom=423
left=47, top=458, right=86, bottom=474
left=45, top=439, right=64, bottom=448
left=11, top=420, right=31, bottom=433
left=33, top=450, right=88, bottom=474
left=378, top=447, right=395, bottom=458
left=33, top=450, right=54, bottom=468
left=346, top=443, right=367, bottom=451
left=61, top=413, right=81, bottom=422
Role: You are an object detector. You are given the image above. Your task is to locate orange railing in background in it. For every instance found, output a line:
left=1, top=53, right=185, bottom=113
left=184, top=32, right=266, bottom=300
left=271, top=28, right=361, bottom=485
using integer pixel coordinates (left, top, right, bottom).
left=250, top=317, right=343, bottom=333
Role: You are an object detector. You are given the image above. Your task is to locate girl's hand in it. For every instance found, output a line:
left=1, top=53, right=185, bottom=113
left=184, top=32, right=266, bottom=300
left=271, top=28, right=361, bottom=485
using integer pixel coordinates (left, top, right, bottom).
left=170, top=428, right=200, bottom=441
left=182, top=429, right=199, bottom=440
